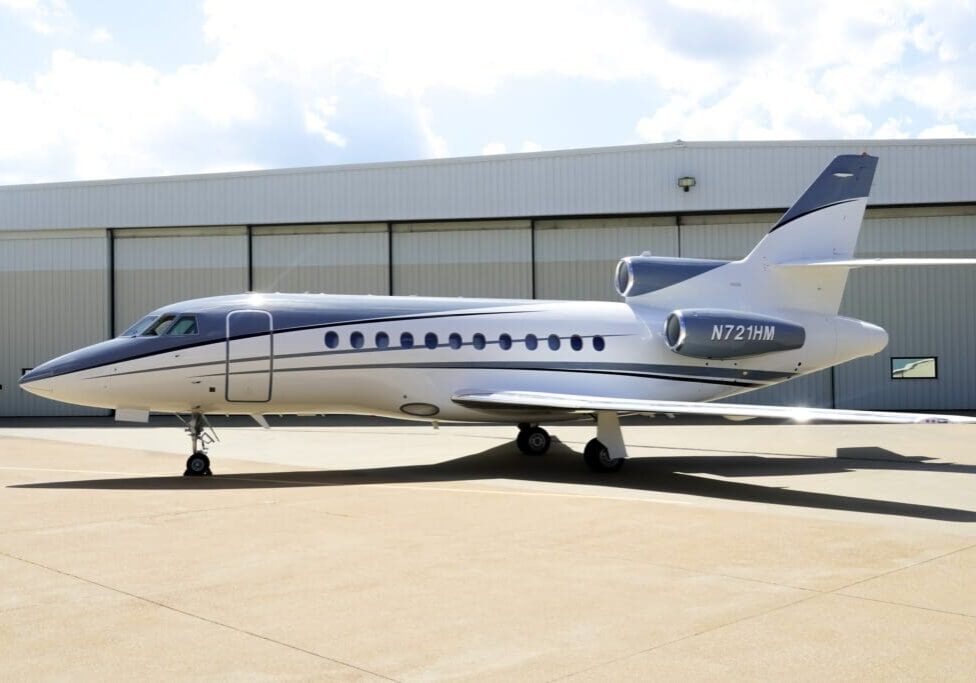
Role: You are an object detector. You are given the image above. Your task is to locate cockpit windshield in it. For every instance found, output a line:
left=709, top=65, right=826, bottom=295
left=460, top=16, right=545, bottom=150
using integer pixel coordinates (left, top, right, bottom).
left=118, top=315, right=159, bottom=337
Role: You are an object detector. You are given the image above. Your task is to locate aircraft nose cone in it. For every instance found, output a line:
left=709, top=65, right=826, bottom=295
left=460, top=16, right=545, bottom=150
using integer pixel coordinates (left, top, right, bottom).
left=19, top=365, right=56, bottom=395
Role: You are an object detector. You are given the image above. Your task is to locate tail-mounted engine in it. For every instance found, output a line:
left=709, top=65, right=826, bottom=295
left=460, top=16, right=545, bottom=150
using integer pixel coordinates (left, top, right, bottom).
left=664, top=309, right=805, bottom=359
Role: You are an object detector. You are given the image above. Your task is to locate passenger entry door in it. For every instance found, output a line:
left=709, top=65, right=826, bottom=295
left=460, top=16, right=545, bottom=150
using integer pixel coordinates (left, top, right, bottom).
left=226, top=310, right=273, bottom=402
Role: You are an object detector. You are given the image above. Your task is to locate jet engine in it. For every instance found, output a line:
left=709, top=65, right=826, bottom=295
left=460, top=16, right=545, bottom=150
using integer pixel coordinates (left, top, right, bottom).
left=664, top=309, right=805, bottom=359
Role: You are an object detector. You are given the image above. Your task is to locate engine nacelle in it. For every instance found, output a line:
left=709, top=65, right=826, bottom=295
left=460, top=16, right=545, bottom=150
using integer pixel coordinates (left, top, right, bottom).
left=664, top=309, right=806, bottom=359
left=615, top=256, right=729, bottom=297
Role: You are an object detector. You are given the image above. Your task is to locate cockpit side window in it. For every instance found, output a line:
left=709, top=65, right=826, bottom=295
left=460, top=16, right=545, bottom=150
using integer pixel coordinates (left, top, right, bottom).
left=142, top=314, right=176, bottom=336
left=119, top=315, right=159, bottom=337
left=165, top=316, right=198, bottom=335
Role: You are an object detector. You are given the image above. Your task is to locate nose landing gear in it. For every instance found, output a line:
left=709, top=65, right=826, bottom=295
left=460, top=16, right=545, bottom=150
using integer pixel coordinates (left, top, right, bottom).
left=177, top=412, right=217, bottom=476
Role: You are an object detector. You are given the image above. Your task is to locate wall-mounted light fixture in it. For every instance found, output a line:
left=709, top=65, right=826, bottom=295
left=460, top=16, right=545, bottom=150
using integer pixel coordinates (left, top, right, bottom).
left=677, top=176, right=696, bottom=192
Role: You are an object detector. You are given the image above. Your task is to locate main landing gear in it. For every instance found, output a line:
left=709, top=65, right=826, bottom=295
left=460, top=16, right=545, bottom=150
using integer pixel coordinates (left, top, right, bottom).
left=583, top=412, right=627, bottom=473
left=178, top=412, right=217, bottom=477
left=516, top=413, right=628, bottom=472
left=516, top=423, right=552, bottom=456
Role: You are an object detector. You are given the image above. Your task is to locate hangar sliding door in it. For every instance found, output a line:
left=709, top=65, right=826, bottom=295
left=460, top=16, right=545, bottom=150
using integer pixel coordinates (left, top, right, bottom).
left=113, top=227, right=248, bottom=335
left=252, top=224, right=389, bottom=294
left=534, top=217, right=679, bottom=301
left=835, top=208, right=976, bottom=410
left=392, top=220, right=531, bottom=298
left=0, top=230, right=110, bottom=416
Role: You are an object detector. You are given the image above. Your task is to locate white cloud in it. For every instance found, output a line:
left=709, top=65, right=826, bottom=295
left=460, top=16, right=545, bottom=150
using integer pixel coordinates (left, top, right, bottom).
left=303, top=97, right=347, bottom=148
left=0, top=50, right=259, bottom=180
left=89, top=26, right=111, bottom=44
left=918, top=123, right=974, bottom=138
left=481, top=142, right=506, bottom=155
left=0, top=0, right=70, bottom=34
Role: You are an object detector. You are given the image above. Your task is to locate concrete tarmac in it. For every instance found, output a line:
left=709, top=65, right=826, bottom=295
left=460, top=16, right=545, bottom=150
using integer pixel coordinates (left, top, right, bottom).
left=1, top=418, right=975, bottom=681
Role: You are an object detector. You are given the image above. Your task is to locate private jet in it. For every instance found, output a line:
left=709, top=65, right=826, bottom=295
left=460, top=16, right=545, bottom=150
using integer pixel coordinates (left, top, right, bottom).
left=20, top=153, right=976, bottom=476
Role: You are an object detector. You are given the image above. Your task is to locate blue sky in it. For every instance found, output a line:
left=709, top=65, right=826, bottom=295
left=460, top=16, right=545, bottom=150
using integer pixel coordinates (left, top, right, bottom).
left=0, top=0, right=973, bottom=184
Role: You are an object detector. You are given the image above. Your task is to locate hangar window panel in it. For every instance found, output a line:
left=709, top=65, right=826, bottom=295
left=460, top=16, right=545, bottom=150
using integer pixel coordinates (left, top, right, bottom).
left=891, top=357, right=937, bottom=379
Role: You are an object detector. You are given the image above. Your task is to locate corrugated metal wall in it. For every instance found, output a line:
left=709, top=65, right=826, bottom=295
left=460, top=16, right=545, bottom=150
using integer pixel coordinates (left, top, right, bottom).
left=0, top=230, right=109, bottom=416
left=835, top=208, right=976, bottom=410
left=392, top=221, right=531, bottom=297
left=113, top=227, right=248, bottom=334
left=3, top=140, right=974, bottom=231
left=252, top=224, right=389, bottom=294
left=534, top=217, right=678, bottom=301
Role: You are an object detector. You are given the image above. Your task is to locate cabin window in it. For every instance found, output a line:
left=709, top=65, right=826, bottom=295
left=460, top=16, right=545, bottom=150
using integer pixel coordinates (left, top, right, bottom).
left=142, top=314, right=176, bottom=336
left=119, top=315, right=158, bottom=337
left=166, top=316, right=198, bottom=335
left=449, top=333, right=462, bottom=349
left=499, top=334, right=512, bottom=350
left=350, top=331, right=365, bottom=349
left=324, top=331, right=339, bottom=348
left=593, top=335, right=605, bottom=351
left=472, top=333, right=486, bottom=350
left=570, top=334, right=583, bottom=351
left=525, top=334, right=538, bottom=350
left=891, top=356, right=937, bottom=379
left=425, top=332, right=439, bottom=349
left=548, top=334, right=561, bottom=350
left=401, top=332, right=414, bottom=349
left=376, top=332, right=389, bottom=348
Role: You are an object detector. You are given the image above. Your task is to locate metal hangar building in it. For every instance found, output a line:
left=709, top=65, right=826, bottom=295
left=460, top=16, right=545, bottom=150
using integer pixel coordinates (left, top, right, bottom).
left=1, top=139, right=974, bottom=417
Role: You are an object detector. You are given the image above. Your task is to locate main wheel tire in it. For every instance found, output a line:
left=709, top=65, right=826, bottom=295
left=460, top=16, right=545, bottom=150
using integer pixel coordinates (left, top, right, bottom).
left=184, top=452, right=212, bottom=477
left=516, top=426, right=551, bottom=456
left=583, top=438, right=624, bottom=472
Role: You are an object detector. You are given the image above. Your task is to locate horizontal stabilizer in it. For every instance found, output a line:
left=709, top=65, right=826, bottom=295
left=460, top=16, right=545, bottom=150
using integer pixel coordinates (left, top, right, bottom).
left=776, top=258, right=976, bottom=269
left=452, top=390, right=976, bottom=424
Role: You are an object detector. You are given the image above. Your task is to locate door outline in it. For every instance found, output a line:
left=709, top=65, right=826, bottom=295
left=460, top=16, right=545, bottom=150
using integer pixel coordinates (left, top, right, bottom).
left=225, top=309, right=273, bottom=403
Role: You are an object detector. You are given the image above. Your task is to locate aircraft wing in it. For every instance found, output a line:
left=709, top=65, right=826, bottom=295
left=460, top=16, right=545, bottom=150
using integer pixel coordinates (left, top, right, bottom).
left=451, top=390, right=976, bottom=424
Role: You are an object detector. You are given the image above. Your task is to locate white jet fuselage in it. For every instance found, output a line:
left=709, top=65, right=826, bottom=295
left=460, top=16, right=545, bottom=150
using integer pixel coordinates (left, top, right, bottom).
left=21, top=292, right=887, bottom=423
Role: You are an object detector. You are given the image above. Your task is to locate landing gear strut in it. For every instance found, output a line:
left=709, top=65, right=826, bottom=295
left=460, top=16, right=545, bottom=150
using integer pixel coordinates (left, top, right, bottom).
left=516, top=423, right=551, bottom=456
left=178, top=412, right=216, bottom=477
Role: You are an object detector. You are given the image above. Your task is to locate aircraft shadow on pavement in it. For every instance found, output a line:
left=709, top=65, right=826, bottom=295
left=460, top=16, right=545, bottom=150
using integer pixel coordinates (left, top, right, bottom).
left=12, top=439, right=976, bottom=522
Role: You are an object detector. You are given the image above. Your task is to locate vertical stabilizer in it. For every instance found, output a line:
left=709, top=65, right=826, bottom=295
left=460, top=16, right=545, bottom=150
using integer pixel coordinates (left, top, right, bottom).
left=747, top=154, right=878, bottom=265
left=742, top=154, right=878, bottom=313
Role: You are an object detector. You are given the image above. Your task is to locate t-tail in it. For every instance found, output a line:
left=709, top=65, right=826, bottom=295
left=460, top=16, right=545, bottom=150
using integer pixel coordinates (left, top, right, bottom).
left=616, top=154, right=881, bottom=315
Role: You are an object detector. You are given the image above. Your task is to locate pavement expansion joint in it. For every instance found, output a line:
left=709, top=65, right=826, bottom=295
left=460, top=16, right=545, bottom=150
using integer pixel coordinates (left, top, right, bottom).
left=0, top=549, right=399, bottom=682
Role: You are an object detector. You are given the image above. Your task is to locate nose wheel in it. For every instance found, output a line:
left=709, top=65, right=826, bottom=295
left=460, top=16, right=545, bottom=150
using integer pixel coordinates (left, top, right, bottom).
left=178, top=412, right=217, bottom=476
left=185, top=451, right=212, bottom=477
